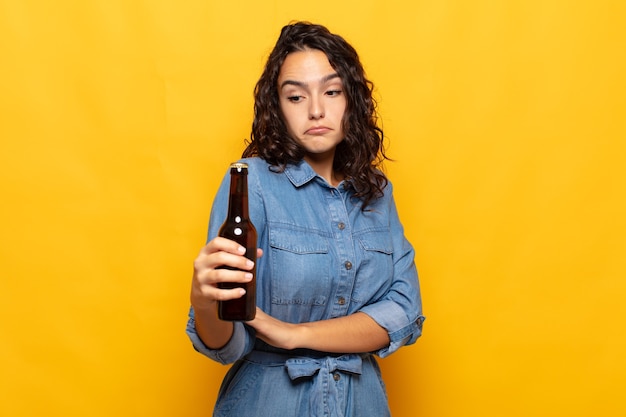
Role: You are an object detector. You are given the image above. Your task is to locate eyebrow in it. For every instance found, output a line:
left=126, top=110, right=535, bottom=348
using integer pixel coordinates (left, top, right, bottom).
left=279, top=73, right=341, bottom=89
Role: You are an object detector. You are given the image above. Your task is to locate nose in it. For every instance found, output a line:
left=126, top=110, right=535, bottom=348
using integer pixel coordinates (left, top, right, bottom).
left=309, top=96, right=325, bottom=120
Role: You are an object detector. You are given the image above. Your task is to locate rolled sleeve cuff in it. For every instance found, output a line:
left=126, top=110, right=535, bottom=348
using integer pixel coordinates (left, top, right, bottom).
left=360, top=300, right=425, bottom=358
left=186, top=310, right=249, bottom=364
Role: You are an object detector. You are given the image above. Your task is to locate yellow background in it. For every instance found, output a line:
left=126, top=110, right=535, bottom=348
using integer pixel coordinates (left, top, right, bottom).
left=1, top=1, right=624, bottom=416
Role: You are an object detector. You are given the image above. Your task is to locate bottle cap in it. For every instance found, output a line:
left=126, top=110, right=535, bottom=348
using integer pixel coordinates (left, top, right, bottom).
left=230, top=162, right=249, bottom=172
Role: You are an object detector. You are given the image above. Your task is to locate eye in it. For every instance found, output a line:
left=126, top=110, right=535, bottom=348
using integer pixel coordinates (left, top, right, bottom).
left=287, top=95, right=304, bottom=103
left=326, top=89, right=343, bottom=97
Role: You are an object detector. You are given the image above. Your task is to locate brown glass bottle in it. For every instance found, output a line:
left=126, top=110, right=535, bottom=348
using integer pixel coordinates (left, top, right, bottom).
left=217, top=162, right=257, bottom=321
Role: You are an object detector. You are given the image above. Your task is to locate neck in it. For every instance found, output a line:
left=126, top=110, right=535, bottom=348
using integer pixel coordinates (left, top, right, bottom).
left=304, top=153, right=343, bottom=187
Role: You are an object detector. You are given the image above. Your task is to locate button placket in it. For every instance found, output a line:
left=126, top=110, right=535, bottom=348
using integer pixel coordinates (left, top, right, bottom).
left=326, top=184, right=355, bottom=318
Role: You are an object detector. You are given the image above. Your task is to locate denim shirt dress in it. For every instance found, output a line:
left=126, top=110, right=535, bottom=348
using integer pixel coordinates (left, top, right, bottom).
left=186, top=157, right=424, bottom=417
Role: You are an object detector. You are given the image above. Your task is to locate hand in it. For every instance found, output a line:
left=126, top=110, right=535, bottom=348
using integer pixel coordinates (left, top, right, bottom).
left=190, top=236, right=262, bottom=312
left=248, top=308, right=301, bottom=350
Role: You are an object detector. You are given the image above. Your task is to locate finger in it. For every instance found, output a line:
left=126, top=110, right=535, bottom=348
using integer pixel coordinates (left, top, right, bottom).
left=203, top=236, right=247, bottom=256
left=215, top=251, right=255, bottom=271
left=212, top=268, right=254, bottom=284
left=213, top=287, right=247, bottom=302
left=191, top=284, right=246, bottom=308
left=195, top=249, right=255, bottom=273
left=193, top=256, right=253, bottom=288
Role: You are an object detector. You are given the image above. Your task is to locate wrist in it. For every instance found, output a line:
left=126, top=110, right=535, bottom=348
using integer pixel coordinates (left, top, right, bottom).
left=191, top=299, right=218, bottom=315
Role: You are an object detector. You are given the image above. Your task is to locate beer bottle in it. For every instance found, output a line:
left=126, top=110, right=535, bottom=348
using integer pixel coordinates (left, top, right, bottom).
left=217, top=162, right=257, bottom=321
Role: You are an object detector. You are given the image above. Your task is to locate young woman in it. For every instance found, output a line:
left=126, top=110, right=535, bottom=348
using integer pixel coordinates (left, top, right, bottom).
left=187, top=21, right=424, bottom=416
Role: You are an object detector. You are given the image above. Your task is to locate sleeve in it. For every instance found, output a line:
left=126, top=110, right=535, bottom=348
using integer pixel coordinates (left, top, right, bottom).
left=359, top=185, right=425, bottom=358
left=186, top=307, right=256, bottom=364
left=184, top=162, right=261, bottom=364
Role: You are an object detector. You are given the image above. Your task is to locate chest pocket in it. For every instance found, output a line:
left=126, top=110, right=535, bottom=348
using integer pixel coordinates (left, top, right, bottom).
left=269, top=227, right=331, bottom=306
left=351, top=230, right=394, bottom=304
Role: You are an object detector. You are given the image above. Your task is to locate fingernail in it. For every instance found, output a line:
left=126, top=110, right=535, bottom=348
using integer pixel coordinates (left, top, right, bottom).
left=238, top=246, right=246, bottom=254
left=239, top=289, right=246, bottom=296
left=246, top=259, right=254, bottom=267
left=245, top=273, right=253, bottom=280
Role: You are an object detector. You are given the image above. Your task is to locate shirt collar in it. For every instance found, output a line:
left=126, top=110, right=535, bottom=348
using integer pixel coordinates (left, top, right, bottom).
left=282, top=159, right=351, bottom=191
left=283, top=160, right=319, bottom=188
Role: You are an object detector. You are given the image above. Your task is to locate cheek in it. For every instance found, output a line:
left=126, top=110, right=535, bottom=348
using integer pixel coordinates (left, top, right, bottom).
left=281, top=108, right=301, bottom=134
left=340, top=100, right=347, bottom=115
left=332, top=100, right=347, bottom=120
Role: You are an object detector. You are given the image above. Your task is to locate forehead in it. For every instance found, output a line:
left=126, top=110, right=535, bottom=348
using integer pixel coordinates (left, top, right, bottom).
left=278, top=49, right=338, bottom=83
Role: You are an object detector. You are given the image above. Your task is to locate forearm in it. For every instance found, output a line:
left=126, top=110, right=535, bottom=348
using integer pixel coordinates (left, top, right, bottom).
left=250, top=310, right=389, bottom=353
left=189, top=237, right=261, bottom=351
left=193, top=304, right=234, bottom=350
left=296, top=312, right=390, bottom=353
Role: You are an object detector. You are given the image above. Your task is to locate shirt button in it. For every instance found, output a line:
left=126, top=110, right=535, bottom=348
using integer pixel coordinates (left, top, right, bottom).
left=333, top=372, right=341, bottom=381
left=344, top=261, right=352, bottom=270
left=337, top=222, right=345, bottom=230
left=337, top=296, right=346, bottom=305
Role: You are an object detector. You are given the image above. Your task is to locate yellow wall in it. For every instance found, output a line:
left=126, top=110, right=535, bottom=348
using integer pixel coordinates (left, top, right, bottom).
left=1, top=1, right=624, bottom=416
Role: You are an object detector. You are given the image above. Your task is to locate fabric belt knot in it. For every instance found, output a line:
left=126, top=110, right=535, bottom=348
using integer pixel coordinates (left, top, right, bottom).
left=284, top=353, right=363, bottom=379
left=285, top=354, right=363, bottom=417
left=245, top=350, right=367, bottom=417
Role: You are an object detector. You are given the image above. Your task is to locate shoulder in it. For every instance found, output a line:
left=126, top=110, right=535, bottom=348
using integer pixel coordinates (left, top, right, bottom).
left=382, top=176, right=394, bottom=195
left=363, top=176, right=395, bottom=213
left=236, top=157, right=288, bottom=194
left=375, top=174, right=395, bottom=203
left=238, top=157, right=278, bottom=178
left=239, top=156, right=268, bottom=169
left=368, top=168, right=394, bottom=198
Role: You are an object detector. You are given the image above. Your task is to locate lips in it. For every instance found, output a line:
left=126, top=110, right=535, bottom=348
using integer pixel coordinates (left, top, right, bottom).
left=305, top=126, right=332, bottom=135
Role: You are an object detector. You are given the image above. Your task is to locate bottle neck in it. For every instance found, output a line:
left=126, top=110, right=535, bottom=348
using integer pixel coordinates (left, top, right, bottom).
left=227, top=167, right=249, bottom=220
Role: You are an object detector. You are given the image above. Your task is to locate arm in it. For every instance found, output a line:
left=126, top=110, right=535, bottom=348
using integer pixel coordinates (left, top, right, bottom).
left=190, top=237, right=256, bottom=349
left=358, top=191, right=424, bottom=357
left=249, top=309, right=389, bottom=353
left=186, top=160, right=265, bottom=363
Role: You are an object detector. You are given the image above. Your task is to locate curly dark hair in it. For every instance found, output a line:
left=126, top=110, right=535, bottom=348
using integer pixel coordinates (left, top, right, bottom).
left=242, top=21, right=389, bottom=210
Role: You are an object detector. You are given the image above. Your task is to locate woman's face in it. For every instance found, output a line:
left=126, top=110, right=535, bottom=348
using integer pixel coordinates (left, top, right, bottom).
left=277, top=49, right=346, bottom=163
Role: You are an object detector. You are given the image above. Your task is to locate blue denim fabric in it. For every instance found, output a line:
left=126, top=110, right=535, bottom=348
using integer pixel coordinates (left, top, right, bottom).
left=186, top=157, right=424, bottom=416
